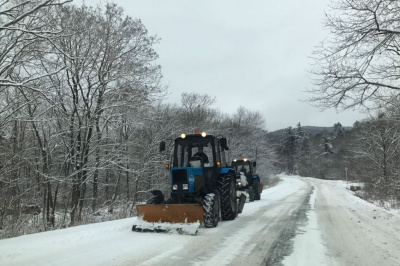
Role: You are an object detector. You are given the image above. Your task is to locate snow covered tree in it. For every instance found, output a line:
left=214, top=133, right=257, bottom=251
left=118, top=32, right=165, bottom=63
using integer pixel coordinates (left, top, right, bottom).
left=333, top=122, right=344, bottom=138
left=282, top=127, right=296, bottom=174
left=309, top=0, right=400, bottom=110
left=47, top=3, right=163, bottom=224
left=0, top=0, right=71, bottom=89
left=295, top=123, right=311, bottom=176
left=212, top=106, right=277, bottom=183
left=279, top=123, right=310, bottom=175
left=222, top=107, right=263, bottom=159
left=294, top=123, right=309, bottom=157
left=179, top=92, right=217, bottom=131
left=321, top=134, right=334, bottom=155
left=0, top=1, right=165, bottom=234
left=353, top=114, right=400, bottom=201
left=0, top=0, right=73, bottom=234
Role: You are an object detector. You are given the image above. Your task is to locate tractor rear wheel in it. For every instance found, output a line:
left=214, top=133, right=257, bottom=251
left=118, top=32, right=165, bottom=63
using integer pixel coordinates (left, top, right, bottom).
left=218, top=175, right=237, bottom=220
left=203, top=193, right=220, bottom=228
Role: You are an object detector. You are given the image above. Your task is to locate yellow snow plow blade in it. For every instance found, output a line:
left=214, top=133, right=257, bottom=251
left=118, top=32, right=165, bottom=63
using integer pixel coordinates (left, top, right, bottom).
left=136, top=204, right=203, bottom=224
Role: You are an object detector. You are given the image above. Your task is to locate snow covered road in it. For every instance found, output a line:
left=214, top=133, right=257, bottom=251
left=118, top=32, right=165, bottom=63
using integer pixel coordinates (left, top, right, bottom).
left=305, top=178, right=400, bottom=266
left=1, top=176, right=399, bottom=266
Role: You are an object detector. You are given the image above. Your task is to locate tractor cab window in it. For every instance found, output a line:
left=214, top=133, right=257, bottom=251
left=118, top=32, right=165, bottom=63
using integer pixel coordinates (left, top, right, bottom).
left=237, top=164, right=250, bottom=174
left=174, top=138, right=214, bottom=167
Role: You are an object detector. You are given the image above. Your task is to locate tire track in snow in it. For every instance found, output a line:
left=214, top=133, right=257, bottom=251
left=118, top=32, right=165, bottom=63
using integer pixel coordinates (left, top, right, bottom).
left=262, top=184, right=313, bottom=266
left=225, top=177, right=313, bottom=266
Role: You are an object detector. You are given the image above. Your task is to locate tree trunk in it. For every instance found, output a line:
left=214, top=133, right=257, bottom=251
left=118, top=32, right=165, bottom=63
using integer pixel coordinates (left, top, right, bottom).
left=92, top=112, right=102, bottom=212
left=126, top=166, right=130, bottom=200
left=109, top=169, right=122, bottom=214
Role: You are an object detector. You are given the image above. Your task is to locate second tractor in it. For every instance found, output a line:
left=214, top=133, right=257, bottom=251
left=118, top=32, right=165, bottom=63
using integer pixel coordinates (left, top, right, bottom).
left=231, top=158, right=262, bottom=202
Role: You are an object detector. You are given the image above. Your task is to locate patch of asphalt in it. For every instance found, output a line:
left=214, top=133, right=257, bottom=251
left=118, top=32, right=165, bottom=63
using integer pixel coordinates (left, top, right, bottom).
left=263, top=186, right=313, bottom=266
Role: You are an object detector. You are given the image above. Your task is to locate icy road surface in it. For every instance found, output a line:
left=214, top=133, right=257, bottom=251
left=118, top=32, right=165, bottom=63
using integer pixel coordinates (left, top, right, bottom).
left=1, top=175, right=399, bottom=266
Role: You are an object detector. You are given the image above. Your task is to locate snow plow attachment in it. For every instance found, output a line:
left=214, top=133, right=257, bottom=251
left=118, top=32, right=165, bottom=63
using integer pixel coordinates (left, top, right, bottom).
left=136, top=204, right=203, bottom=223
left=132, top=204, right=203, bottom=235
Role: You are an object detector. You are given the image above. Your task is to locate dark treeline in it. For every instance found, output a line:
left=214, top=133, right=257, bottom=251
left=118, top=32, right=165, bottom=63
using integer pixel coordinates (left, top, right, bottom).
left=0, top=1, right=277, bottom=238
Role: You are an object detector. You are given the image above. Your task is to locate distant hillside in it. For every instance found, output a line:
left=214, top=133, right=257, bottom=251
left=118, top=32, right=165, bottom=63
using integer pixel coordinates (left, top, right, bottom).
left=268, top=126, right=352, bottom=138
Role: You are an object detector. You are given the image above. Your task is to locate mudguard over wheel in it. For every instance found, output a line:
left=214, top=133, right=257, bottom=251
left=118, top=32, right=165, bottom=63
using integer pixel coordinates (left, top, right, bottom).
left=218, top=175, right=237, bottom=220
left=254, top=178, right=261, bottom=200
left=203, top=193, right=220, bottom=228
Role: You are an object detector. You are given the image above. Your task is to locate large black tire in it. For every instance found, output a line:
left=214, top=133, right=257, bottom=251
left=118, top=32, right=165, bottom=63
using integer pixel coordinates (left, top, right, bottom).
left=203, top=193, right=220, bottom=228
left=248, top=185, right=255, bottom=202
left=146, top=190, right=165, bottom=204
left=218, top=175, right=237, bottom=220
left=254, top=178, right=261, bottom=200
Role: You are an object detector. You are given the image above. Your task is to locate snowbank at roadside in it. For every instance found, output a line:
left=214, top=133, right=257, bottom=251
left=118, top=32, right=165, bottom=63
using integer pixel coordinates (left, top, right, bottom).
left=336, top=180, right=399, bottom=215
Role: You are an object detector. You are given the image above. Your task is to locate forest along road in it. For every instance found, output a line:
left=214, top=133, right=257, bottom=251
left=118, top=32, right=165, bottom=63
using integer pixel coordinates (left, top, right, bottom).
left=1, top=176, right=399, bottom=266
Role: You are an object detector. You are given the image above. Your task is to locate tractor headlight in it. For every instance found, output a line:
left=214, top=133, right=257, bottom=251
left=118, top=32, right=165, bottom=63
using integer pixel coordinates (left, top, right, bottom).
left=183, top=184, right=189, bottom=190
left=181, top=134, right=186, bottom=139
left=172, top=184, right=178, bottom=190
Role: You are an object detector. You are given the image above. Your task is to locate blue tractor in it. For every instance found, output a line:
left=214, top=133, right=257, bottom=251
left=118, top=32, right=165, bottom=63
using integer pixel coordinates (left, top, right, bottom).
left=231, top=158, right=262, bottom=201
left=132, top=131, right=245, bottom=233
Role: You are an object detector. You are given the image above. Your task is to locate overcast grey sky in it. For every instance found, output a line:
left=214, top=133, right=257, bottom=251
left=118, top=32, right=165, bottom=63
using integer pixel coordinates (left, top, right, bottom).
left=80, top=0, right=366, bottom=131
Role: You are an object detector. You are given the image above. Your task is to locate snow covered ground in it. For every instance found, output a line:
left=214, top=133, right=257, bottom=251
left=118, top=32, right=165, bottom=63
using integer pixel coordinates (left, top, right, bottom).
left=306, top=178, right=400, bottom=266
left=1, top=175, right=399, bottom=266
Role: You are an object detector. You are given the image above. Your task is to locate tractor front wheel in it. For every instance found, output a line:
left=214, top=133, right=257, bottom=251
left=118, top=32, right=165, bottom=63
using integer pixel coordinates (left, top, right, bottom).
left=203, top=193, right=220, bottom=228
